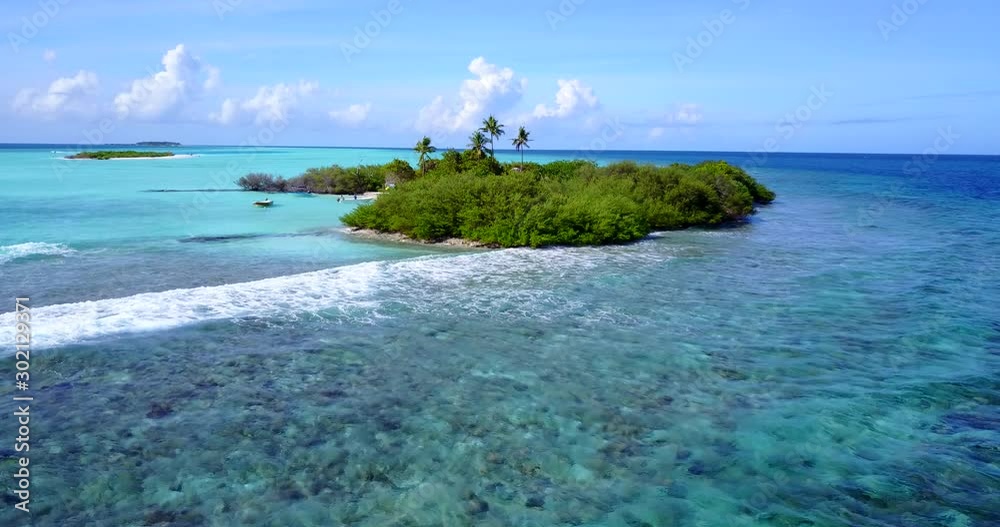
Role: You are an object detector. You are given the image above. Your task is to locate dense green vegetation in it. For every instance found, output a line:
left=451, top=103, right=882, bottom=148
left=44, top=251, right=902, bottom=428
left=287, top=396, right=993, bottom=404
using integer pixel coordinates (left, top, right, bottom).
left=239, top=115, right=775, bottom=248
left=237, top=160, right=417, bottom=195
left=339, top=115, right=774, bottom=248
left=341, top=155, right=775, bottom=248
left=67, top=150, right=174, bottom=160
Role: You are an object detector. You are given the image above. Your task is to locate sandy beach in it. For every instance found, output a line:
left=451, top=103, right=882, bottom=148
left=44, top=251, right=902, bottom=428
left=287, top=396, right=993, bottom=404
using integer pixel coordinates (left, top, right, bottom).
left=338, top=191, right=381, bottom=201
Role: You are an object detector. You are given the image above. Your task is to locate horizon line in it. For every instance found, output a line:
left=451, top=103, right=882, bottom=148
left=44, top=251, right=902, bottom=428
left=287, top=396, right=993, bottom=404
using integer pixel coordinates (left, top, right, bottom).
left=0, top=143, right=996, bottom=158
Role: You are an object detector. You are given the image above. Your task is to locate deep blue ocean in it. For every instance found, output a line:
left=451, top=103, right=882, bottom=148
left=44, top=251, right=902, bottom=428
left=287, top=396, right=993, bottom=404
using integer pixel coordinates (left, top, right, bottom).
left=1, top=145, right=998, bottom=526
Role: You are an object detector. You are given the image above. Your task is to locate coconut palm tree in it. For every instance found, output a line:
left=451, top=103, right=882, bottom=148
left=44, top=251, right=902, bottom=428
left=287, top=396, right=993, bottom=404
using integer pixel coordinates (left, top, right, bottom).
left=413, top=136, right=437, bottom=175
left=467, top=130, right=491, bottom=159
left=511, top=125, right=531, bottom=168
left=481, top=115, right=505, bottom=160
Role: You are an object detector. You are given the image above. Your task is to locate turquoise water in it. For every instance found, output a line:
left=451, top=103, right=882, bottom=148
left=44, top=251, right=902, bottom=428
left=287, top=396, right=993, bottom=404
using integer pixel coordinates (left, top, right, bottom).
left=1, top=146, right=998, bottom=526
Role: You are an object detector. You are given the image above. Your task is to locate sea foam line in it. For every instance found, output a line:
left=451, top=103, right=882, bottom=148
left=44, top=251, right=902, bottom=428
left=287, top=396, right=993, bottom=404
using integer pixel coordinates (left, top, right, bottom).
left=0, top=242, right=76, bottom=264
left=0, top=261, right=382, bottom=350
left=0, top=243, right=669, bottom=350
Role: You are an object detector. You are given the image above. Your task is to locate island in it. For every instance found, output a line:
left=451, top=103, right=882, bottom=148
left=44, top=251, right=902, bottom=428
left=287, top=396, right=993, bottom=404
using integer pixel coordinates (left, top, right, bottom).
left=136, top=141, right=182, bottom=147
left=236, top=116, right=775, bottom=248
left=66, top=150, right=175, bottom=160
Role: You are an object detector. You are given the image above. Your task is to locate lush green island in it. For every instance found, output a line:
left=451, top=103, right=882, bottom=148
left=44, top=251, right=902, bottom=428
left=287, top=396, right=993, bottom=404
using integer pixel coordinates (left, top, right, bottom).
left=136, top=141, right=181, bottom=147
left=67, top=150, right=175, bottom=160
left=238, top=115, right=775, bottom=248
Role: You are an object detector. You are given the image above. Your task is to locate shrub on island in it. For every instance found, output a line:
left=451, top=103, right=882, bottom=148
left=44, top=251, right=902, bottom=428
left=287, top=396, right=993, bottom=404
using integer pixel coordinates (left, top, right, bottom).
left=236, top=161, right=419, bottom=194
left=236, top=173, right=288, bottom=192
left=67, top=150, right=174, bottom=160
left=341, top=159, right=775, bottom=248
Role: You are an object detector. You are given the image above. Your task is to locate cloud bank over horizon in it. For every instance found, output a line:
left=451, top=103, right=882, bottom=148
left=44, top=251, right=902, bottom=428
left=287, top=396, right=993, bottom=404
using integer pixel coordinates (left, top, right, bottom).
left=2, top=0, right=996, bottom=153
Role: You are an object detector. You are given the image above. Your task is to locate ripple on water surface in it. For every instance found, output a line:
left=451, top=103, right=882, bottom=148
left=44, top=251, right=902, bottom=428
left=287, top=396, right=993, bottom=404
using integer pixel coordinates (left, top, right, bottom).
left=2, top=231, right=998, bottom=526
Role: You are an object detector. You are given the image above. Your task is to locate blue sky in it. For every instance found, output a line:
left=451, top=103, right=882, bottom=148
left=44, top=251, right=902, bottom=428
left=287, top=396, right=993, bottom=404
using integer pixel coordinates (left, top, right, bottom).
left=1, top=0, right=996, bottom=153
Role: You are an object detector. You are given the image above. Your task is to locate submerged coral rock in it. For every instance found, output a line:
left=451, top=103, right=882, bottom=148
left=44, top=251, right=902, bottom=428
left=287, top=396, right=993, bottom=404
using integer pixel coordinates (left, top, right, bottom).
left=465, top=494, right=490, bottom=515
left=146, top=402, right=173, bottom=419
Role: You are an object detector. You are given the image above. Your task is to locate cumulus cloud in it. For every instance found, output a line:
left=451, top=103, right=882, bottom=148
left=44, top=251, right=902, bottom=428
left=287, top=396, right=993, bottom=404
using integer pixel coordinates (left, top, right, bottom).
left=533, top=79, right=599, bottom=119
left=13, top=70, right=99, bottom=117
left=417, top=57, right=526, bottom=133
left=330, top=103, right=371, bottom=126
left=114, top=44, right=219, bottom=120
left=203, top=65, right=221, bottom=91
left=647, top=104, right=703, bottom=139
left=209, top=98, right=240, bottom=125
left=42, top=49, right=56, bottom=63
left=210, top=80, right=319, bottom=125
left=669, top=103, right=703, bottom=125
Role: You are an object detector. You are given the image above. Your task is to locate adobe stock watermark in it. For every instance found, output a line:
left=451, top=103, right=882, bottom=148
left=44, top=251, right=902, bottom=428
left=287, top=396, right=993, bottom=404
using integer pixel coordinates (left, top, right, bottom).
left=50, top=64, right=164, bottom=184
left=903, top=126, right=959, bottom=176
left=341, top=0, right=404, bottom=63
left=546, top=0, right=587, bottom=30
left=178, top=117, right=290, bottom=226
left=574, top=117, right=626, bottom=162
left=878, top=0, right=930, bottom=42
left=7, top=0, right=73, bottom=53
left=673, top=0, right=751, bottom=73
left=745, top=84, right=833, bottom=169
left=847, top=127, right=958, bottom=234
left=211, top=0, right=245, bottom=20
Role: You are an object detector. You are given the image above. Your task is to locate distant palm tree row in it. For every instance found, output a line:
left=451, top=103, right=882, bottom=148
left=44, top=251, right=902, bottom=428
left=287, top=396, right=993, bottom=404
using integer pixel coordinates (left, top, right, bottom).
left=413, top=114, right=532, bottom=172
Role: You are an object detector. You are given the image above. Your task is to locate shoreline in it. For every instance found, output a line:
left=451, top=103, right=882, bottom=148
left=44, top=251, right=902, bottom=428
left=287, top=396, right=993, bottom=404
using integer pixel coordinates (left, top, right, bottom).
left=340, top=227, right=491, bottom=248
left=329, top=191, right=381, bottom=201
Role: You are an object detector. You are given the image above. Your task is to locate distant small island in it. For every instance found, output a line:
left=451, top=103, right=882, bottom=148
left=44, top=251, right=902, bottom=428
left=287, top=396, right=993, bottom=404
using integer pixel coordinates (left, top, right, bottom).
left=236, top=115, right=776, bottom=248
left=136, top=141, right=181, bottom=147
left=67, top=150, right=175, bottom=160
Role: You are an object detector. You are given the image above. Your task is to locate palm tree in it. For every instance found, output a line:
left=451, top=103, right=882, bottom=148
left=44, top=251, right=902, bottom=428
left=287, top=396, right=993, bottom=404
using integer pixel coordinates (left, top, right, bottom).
left=413, top=136, right=437, bottom=175
left=481, top=115, right=505, bottom=160
left=467, top=130, right=490, bottom=159
left=511, top=125, right=531, bottom=168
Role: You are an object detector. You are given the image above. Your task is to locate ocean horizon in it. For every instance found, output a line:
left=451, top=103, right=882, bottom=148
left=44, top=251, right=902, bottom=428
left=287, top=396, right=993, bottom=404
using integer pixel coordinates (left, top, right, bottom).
left=3, top=142, right=998, bottom=158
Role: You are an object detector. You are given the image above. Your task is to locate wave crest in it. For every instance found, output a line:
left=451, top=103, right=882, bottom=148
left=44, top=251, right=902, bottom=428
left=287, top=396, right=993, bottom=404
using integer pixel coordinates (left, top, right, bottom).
left=0, top=242, right=672, bottom=349
left=0, top=242, right=76, bottom=264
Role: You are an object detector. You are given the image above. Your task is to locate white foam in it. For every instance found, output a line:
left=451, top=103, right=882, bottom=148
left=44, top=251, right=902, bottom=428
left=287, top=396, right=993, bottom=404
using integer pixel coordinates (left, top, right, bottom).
left=1, top=261, right=381, bottom=349
left=0, top=242, right=673, bottom=349
left=0, top=242, right=76, bottom=264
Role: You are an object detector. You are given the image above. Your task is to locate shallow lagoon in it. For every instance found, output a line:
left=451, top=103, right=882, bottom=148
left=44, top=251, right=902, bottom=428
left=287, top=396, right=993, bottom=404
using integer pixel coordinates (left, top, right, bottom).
left=2, top=148, right=998, bottom=525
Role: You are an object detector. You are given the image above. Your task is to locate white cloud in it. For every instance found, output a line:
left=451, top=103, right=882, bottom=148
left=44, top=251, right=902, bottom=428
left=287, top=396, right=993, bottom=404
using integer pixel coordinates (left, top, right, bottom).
left=42, top=49, right=56, bottom=63
left=647, top=104, right=703, bottom=139
left=242, top=81, right=318, bottom=124
left=203, top=65, right=221, bottom=91
left=114, top=44, right=219, bottom=120
left=210, top=80, right=318, bottom=125
left=209, top=98, right=240, bottom=125
left=533, top=79, right=599, bottom=119
left=417, top=57, right=526, bottom=133
left=12, top=70, right=99, bottom=118
left=330, top=103, right=371, bottom=126
left=670, top=103, right=703, bottom=125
